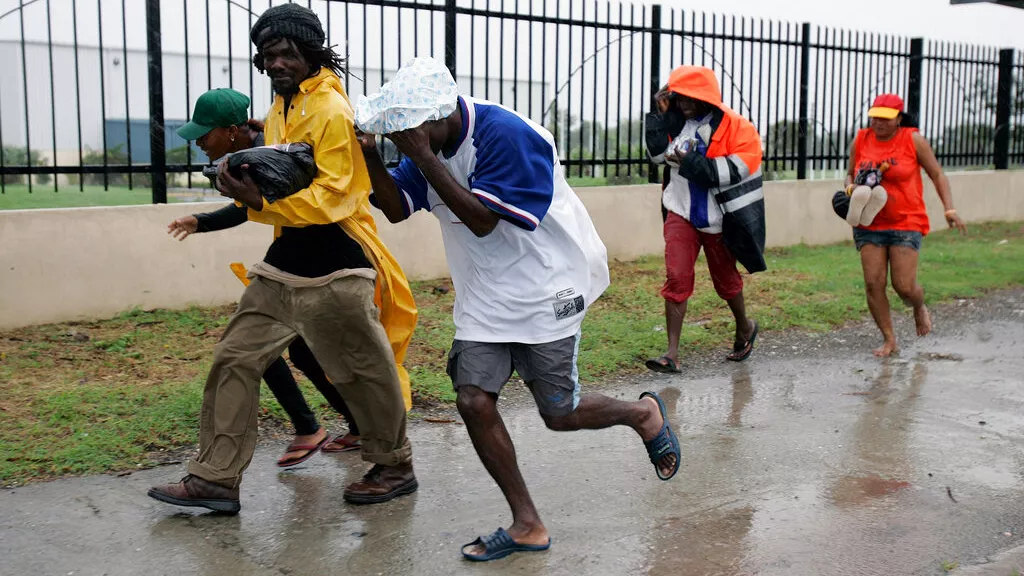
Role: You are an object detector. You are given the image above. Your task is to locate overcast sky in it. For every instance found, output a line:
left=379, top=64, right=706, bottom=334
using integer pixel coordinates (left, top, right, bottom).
left=2, top=0, right=1023, bottom=50
left=0, top=0, right=1020, bottom=147
left=663, top=0, right=1024, bottom=48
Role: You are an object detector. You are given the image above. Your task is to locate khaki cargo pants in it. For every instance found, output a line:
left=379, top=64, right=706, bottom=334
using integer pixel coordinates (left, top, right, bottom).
left=187, top=274, right=412, bottom=488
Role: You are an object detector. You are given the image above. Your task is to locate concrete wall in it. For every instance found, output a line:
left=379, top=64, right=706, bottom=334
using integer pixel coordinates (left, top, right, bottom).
left=762, top=170, right=1024, bottom=248
left=2, top=170, right=1022, bottom=329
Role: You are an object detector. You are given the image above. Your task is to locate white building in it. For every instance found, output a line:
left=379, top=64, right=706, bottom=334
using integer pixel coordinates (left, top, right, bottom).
left=0, top=38, right=545, bottom=175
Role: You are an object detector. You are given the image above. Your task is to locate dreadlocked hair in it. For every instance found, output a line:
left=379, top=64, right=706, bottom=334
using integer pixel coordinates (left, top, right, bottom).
left=253, top=38, right=347, bottom=79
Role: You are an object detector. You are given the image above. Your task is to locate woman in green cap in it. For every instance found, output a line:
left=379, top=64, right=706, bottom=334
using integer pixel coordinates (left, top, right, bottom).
left=167, top=88, right=363, bottom=467
left=174, top=87, right=264, bottom=160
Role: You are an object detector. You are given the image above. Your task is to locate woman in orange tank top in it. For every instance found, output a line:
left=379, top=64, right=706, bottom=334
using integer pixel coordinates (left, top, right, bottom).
left=846, top=94, right=967, bottom=357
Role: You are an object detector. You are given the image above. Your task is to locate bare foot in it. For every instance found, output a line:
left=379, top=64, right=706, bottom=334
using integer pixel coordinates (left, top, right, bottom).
left=873, top=340, right=899, bottom=357
left=914, top=305, right=932, bottom=337
left=638, top=397, right=677, bottom=478
left=463, top=522, right=549, bottom=557
left=277, top=427, right=327, bottom=465
left=733, top=319, right=756, bottom=349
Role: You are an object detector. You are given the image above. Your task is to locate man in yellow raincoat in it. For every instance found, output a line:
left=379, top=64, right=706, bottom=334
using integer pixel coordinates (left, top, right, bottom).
left=148, top=3, right=418, bottom=514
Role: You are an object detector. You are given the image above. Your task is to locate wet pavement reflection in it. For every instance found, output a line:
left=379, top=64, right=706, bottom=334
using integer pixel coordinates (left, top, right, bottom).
left=2, top=317, right=1023, bottom=575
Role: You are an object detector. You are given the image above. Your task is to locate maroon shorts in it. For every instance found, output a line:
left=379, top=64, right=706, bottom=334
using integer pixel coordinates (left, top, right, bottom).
left=661, top=211, right=744, bottom=303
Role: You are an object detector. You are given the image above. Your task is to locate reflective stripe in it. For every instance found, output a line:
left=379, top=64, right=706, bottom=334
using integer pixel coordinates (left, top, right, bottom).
left=715, top=157, right=732, bottom=185
left=728, top=154, right=751, bottom=179
left=716, top=177, right=763, bottom=205
left=722, top=187, right=764, bottom=213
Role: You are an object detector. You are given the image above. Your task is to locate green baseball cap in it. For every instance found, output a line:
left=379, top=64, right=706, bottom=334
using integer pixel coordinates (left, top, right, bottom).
left=176, top=89, right=251, bottom=140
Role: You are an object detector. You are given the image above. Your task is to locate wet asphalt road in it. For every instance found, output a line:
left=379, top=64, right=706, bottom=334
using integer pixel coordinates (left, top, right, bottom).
left=2, top=291, right=1023, bottom=576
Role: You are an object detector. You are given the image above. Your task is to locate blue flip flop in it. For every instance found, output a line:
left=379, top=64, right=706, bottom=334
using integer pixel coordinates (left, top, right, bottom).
left=640, top=391, right=682, bottom=481
left=461, top=528, right=551, bottom=562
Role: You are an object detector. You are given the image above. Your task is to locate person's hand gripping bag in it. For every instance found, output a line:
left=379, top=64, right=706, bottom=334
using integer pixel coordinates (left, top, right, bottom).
left=203, top=142, right=316, bottom=203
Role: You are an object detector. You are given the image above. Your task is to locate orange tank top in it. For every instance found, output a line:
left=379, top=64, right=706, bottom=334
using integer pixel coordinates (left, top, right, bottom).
left=853, top=127, right=928, bottom=235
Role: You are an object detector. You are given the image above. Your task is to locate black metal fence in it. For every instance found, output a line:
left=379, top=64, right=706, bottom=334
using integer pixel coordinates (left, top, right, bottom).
left=0, top=0, right=1022, bottom=203
left=1010, top=49, right=1024, bottom=166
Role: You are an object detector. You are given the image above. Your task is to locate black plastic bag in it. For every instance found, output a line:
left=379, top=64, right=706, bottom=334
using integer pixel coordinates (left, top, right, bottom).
left=203, top=143, right=316, bottom=203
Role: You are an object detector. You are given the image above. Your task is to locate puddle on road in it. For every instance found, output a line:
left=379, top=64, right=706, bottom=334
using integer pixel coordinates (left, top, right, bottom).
left=831, top=473, right=913, bottom=507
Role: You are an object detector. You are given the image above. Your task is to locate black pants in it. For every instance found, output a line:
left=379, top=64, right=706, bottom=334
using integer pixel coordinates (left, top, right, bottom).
left=262, top=338, right=361, bottom=437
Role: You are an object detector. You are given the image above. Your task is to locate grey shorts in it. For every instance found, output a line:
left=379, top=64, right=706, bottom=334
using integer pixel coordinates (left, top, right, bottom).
left=446, top=333, right=581, bottom=417
left=853, top=228, right=923, bottom=252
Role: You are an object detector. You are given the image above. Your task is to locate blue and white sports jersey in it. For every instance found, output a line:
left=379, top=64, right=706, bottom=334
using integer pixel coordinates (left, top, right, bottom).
left=385, top=96, right=609, bottom=344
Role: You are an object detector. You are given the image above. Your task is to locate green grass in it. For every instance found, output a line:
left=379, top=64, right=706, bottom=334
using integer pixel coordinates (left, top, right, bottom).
left=0, top=183, right=217, bottom=210
left=1, top=222, right=1022, bottom=484
left=0, top=185, right=156, bottom=209
left=566, top=175, right=650, bottom=187
left=3, top=175, right=648, bottom=209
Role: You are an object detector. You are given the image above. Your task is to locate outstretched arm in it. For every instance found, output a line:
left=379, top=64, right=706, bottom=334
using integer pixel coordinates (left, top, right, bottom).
left=913, top=132, right=966, bottom=234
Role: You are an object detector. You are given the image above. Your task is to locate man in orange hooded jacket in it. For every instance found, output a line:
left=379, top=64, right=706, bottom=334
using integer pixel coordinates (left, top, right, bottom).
left=645, top=65, right=767, bottom=374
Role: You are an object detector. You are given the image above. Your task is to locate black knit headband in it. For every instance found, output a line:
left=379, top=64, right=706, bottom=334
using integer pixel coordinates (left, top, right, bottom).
left=250, top=3, right=325, bottom=49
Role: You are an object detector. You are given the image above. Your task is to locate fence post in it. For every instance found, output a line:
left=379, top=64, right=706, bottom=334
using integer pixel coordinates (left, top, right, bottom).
left=796, top=22, right=811, bottom=180
left=994, top=48, right=1014, bottom=170
left=906, top=38, right=924, bottom=122
left=444, top=0, right=457, bottom=78
left=648, top=4, right=662, bottom=184
left=145, top=0, right=166, bottom=204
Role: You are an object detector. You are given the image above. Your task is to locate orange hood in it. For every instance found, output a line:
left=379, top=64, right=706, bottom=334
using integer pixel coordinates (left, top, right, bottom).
left=660, top=64, right=763, bottom=179
left=666, top=66, right=724, bottom=109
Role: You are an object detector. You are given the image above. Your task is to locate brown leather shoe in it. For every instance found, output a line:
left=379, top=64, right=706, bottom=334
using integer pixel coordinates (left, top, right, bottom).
left=343, top=464, right=418, bottom=505
left=147, top=475, right=241, bottom=514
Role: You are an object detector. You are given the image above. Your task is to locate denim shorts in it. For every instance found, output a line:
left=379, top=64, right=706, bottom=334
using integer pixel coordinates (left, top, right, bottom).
left=853, top=228, right=923, bottom=252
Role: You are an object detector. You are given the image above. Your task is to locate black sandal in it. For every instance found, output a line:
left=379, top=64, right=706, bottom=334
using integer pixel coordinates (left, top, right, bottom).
left=727, top=321, right=759, bottom=362
left=645, top=355, right=682, bottom=373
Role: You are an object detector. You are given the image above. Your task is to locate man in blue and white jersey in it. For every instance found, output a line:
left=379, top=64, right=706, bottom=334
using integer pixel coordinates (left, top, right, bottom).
left=356, top=57, right=681, bottom=562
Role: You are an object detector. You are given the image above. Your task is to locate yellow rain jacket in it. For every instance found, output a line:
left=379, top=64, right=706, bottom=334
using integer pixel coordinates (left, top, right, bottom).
left=245, top=68, right=418, bottom=410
